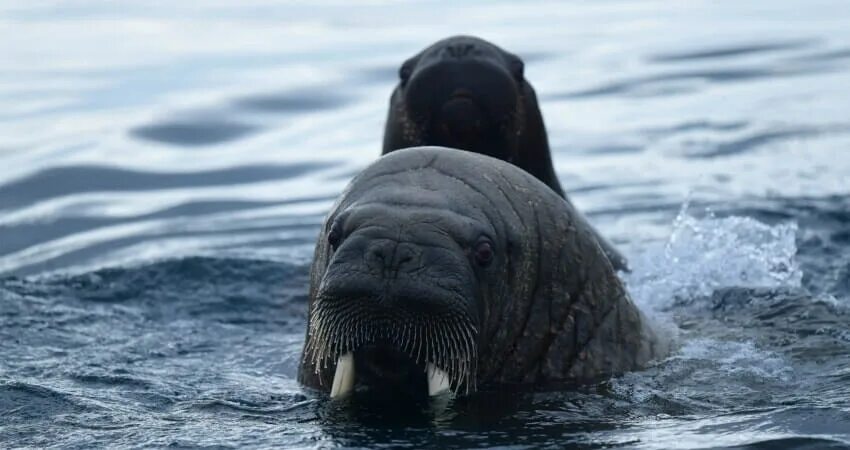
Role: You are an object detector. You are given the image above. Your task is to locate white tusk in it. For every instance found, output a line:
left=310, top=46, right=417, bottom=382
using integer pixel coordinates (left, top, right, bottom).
left=426, top=363, right=451, bottom=396
left=330, top=353, right=355, bottom=398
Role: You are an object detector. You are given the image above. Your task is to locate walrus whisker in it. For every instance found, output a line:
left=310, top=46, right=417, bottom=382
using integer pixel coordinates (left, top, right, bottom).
left=305, top=294, right=479, bottom=397
left=444, top=325, right=459, bottom=388
left=434, top=324, right=444, bottom=368
left=414, top=322, right=424, bottom=363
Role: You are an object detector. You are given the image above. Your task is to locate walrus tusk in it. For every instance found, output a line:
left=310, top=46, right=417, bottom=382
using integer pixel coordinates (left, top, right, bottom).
left=426, top=363, right=450, bottom=396
left=330, top=353, right=355, bottom=398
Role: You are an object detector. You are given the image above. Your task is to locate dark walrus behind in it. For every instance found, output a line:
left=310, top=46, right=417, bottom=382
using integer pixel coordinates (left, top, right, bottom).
left=381, top=35, right=629, bottom=271
left=298, top=147, right=660, bottom=399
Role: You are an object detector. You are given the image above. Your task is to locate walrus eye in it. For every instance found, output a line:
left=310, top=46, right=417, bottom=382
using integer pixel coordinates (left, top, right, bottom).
left=399, top=60, right=415, bottom=85
left=327, top=227, right=342, bottom=251
left=474, top=239, right=495, bottom=267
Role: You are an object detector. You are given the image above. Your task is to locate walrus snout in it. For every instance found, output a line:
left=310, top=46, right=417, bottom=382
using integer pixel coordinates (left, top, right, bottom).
left=437, top=92, right=484, bottom=147
left=364, top=239, right=421, bottom=279
left=407, top=59, right=517, bottom=112
left=302, top=203, right=485, bottom=398
left=305, top=279, right=476, bottom=398
left=399, top=53, right=521, bottom=162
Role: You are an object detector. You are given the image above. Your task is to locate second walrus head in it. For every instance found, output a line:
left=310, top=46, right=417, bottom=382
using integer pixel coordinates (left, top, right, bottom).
left=382, top=35, right=563, bottom=196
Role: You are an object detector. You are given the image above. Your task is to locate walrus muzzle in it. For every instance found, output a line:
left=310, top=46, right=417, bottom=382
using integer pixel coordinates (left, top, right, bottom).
left=436, top=91, right=484, bottom=148
left=400, top=51, right=523, bottom=163
left=303, top=225, right=480, bottom=398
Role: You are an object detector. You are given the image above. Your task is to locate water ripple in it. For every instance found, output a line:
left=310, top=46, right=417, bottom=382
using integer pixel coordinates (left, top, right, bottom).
left=650, top=40, right=817, bottom=63
left=130, top=120, right=258, bottom=146
left=234, top=89, right=351, bottom=113
left=0, top=163, right=329, bottom=210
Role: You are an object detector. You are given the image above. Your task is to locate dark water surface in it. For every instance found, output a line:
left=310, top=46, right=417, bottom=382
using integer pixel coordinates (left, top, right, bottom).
left=2, top=1, right=850, bottom=448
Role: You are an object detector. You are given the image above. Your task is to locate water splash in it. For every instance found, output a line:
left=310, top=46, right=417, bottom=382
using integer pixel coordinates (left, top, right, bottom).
left=617, top=200, right=803, bottom=391
left=624, top=199, right=802, bottom=313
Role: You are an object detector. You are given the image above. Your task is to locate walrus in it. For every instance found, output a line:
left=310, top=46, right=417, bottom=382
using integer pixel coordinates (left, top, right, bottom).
left=381, top=35, right=629, bottom=271
left=298, top=147, right=659, bottom=399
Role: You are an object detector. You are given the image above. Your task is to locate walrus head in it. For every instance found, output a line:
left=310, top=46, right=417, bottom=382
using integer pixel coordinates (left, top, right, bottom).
left=390, top=35, right=527, bottom=162
left=301, top=174, right=490, bottom=397
left=298, top=147, right=658, bottom=400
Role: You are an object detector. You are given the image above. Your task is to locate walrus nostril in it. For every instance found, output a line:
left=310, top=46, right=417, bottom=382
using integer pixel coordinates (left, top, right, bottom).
left=444, top=43, right=477, bottom=59
left=364, top=240, right=420, bottom=276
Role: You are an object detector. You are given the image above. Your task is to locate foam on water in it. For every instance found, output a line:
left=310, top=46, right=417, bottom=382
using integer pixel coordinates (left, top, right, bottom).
left=623, top=200, right=802, bottom=313
left=615, top=200, right=804, bottom=401
left=669, top=338, right=792, bottom=381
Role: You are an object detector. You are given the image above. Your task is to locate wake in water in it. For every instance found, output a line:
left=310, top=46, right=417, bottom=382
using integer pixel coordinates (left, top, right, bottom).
left=621, top=199, right=803, bottom=379
left=603, top=201, right=850, bottom=448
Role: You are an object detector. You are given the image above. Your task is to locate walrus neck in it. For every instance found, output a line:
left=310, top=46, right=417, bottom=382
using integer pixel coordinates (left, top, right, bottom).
left=514, top=84, right=564, bottom=197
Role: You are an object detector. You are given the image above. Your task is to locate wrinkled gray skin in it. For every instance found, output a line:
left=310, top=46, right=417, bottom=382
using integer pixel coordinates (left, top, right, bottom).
left=298, top=147, right=659, bottom=395
left=382, top=35, right=629, bottom=271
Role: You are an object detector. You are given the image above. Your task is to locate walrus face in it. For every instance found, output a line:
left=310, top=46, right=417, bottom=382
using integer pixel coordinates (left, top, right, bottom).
left=303, top=198, right=495, bottom=399
left=396, top=36, right=525, bottom=162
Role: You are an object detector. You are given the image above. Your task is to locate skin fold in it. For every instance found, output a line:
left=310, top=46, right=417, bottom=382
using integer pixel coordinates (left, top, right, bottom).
left=298, top=147, right=660, bottom=396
